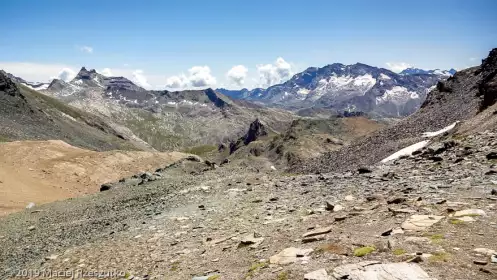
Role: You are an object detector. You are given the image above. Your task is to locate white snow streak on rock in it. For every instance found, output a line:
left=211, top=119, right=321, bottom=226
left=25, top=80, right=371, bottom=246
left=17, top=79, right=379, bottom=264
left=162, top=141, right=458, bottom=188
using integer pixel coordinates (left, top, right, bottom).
left=422, top=122, right=459, bottom=138
left=381, top=140, right=429, bottom=163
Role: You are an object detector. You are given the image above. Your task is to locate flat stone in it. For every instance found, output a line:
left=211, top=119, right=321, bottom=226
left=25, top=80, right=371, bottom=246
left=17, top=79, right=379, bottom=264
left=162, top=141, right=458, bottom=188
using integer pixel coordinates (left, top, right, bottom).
left=474, top=260, right=488, bottom=265
left=302, top=226, right=332, bottom=238
left=389, top=208, right=417, bottom=214
left=331, top=262, right=435, bottom=280
left=401, top=215, right=445, bottom=231
left=452, top=216, right=476, bottom=223
left=304, top=268, right=330, bottom=280
left=473, top=248, right=496, bottom=256
left=381, top=227, right=404, bottom=236
left=453, top=209, right=487, bottom=217
left=269, top=247, right=313, bottom=265
left=238, top=233, right=264, bottom=249
left=302, top=235, right=326, bottom=243
left=344, top=195, right=355, bottom=201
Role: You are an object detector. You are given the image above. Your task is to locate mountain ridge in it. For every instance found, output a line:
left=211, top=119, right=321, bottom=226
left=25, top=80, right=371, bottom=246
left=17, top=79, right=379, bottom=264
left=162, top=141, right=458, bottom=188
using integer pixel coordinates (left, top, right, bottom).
left=217, top=62, right=453, bottom=117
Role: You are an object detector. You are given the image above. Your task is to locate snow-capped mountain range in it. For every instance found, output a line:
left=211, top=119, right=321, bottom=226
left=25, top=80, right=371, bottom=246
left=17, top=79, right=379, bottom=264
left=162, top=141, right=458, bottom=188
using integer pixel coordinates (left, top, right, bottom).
left=217, top=64, right=455, bottom=117
left=3, top=62, right=454, bottom=118
left=400, top=67, right=457, bottom=76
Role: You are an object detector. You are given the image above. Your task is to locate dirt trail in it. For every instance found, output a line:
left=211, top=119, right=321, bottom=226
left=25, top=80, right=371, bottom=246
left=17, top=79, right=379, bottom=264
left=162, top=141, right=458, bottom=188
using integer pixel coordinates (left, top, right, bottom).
left=0, top=140, right=186, bottom=216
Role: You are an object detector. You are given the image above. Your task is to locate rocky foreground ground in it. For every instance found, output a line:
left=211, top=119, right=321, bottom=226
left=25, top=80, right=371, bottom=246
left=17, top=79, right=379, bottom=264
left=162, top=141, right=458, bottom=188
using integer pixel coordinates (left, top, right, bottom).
left=1, top=128, right=497, bottom=280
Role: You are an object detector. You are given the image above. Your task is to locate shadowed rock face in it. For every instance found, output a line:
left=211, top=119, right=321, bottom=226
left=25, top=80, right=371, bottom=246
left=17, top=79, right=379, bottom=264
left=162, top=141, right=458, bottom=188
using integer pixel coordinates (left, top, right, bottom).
left=478, top=48, right=497, bottom=110
left=244, top=119, right=267, bottom=145
left=229, top=119, right=268, bottom=154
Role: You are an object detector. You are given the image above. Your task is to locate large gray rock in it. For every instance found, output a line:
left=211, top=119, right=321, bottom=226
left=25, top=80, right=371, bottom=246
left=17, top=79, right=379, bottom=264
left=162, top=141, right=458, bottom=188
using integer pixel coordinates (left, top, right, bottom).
left=269, top=247, right=313, bottom=265
left=401, top=215, right=445, bottom=231
left=304, top=269, right=330, bottom=280
left=331, top=261, right=434, bottom=280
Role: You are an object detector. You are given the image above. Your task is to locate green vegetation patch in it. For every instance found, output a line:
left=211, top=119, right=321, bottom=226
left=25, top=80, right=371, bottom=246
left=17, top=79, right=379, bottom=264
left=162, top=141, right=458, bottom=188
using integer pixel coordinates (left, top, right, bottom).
left=276, top=271, right=289, bottom=280
left=393, top=248, right=407, bottom=256
left=449, top=219, right=465, bottom=225
left=184, top=144, right=217, bottom=156
left=429, top=252, right=451, bottom=263
left=354, top=246, right=376, bottom=257
left=429, top=234, right=445, bottom=244
left=245, top=261, right=269, bottom=278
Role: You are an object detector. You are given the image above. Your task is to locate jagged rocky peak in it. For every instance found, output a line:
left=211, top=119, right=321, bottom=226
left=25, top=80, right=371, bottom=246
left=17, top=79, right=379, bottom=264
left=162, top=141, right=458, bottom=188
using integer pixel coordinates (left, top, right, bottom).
left=244, top=118, right=268, bottom=145
left=104, top=76, right=145, bottom=92
left=478, top=48, right=497, bottom=110
left=0, top=70, right=20, bottom=96
left=47, top=78, right=69, bottom=91
left=75, top=67, right=98, bottom=80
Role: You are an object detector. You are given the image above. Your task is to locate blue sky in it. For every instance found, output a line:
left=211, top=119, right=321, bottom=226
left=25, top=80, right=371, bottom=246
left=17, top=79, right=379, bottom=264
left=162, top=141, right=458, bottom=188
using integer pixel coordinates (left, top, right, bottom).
left=0, top=0, right=495, bottom=89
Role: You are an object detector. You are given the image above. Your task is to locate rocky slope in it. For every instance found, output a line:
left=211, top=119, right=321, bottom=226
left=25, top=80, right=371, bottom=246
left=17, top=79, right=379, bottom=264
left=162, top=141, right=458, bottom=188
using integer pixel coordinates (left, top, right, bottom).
left=41, top=68, right=296, bottom=151
left=0, top=124, right=496, bottom=279
left=0, top=140, right=187, bottom=216
left=217, top=63, right=451, bottom=117
left=294, top=49, right=497, bottom=174
left=220, top=117, right=384, bottom=170
left=0, top=71, right=147, bottom=151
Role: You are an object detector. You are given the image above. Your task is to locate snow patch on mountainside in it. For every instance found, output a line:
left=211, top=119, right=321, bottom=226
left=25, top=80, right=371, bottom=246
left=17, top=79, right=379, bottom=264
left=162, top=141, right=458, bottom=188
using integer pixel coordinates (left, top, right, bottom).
left=376, top=86, right=419, bottom=105
left=321, top=74, right=377, bottom=96
left=422, top=122, right=459, bottom=138
left=297, top=88, right=310, bottom=95
left=381, top=140, right=429, bottom=163
left=379, top=73, right=391, bottom=80
left=24, top=83, right=49, bottom=91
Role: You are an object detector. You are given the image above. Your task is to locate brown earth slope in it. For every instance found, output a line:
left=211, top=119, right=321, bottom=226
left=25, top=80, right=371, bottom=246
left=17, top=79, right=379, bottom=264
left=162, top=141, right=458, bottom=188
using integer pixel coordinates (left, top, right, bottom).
left=0, top=140, right=186, bottom=216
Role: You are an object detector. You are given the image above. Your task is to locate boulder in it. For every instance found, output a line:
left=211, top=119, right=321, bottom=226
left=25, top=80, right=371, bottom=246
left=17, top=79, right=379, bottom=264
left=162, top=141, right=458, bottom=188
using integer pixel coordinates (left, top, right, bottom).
left=331, top=261, right=434, bottom=280
left=304, top=269, right=330, bottom=280
left=401, top=215, right=445, bottom=231
left=238, top=233, right=264, bottom=249
left=269, top=247, right=313, bottom=265
left=302, top=226, right=332, bottom=238
left=100, top=183, right=113, bottom=192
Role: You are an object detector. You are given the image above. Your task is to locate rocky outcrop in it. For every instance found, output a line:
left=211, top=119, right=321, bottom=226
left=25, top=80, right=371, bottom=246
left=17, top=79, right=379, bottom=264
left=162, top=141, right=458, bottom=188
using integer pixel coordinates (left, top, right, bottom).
left=477, top=48, right=497, bottom=110
left=229, top=119, right=268, bottom=154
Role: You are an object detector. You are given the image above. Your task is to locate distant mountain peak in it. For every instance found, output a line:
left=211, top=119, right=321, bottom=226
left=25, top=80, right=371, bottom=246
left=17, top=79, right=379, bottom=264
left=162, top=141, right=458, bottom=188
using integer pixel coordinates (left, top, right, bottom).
left=400, top=67, right=456, bottom=76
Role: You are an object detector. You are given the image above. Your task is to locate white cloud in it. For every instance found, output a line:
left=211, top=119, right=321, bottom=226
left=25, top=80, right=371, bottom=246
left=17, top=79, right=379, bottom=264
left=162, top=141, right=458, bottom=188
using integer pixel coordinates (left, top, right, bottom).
left=0, top=62, right=77, bottom=83
left=132, top=69, right=151, bottom=89
left=469, top=57, right=477, bottom=62
left=100, top=68, right=113, bottom=77
left=226, top=65, right=248, bottom=86
left=385, top=62, right=412, bottom=73
left=165, top=74, right=189, bottom=89
left=79, top=45, right=93, bottom=54
left=188, top=66, right=217, bottom=87
left=57, top=68, right=76, bottom=82
left=165, top=66, right=217, bottom=89
left=257, top=57, right=293, bottom=87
